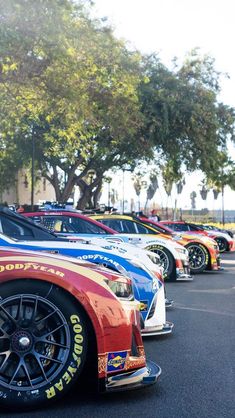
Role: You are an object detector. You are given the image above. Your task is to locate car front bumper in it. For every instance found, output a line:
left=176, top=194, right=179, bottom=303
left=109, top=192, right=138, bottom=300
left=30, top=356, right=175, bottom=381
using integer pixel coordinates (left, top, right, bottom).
left=176, top=265, right=193, bottom=281
left=210, top=254, right=221, bottom=270
left=228, top=240, right=235, bottom=251
left=142, top=286, right=174, bottom=336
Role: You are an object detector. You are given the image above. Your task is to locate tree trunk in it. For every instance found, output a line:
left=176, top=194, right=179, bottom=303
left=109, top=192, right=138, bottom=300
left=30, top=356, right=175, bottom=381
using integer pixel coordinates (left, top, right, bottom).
left=76, top=175, right=104, bottom=210
left=76, top=183, right=92, bottom=210
left=93, top=179, right=102, bottom=208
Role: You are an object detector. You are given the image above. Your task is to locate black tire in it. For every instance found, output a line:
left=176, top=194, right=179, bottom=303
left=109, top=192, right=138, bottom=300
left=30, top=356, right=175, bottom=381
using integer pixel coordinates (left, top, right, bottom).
left=0, top=279, right=88, bottom=411
left=215, top=237, right=228, bottom=253
left=146, top=245, right=175, bottom=281
left=185, top=243, right=209, bottom=274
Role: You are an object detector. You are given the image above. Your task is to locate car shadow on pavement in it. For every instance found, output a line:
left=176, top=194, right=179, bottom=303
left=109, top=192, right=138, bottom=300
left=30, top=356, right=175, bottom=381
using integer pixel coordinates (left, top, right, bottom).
left=1, top=378, right=164, bottom=418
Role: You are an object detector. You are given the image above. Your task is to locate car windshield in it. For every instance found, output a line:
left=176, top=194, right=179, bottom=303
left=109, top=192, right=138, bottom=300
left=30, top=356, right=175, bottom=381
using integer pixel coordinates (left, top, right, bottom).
left=31, top=215, right=109, bottom=234
left=165, top=223, right=189, bottom=232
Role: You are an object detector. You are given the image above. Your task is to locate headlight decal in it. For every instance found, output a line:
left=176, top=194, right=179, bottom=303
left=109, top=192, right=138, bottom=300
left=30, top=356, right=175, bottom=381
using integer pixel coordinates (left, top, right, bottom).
left=105, top=279, right=134, bottom=300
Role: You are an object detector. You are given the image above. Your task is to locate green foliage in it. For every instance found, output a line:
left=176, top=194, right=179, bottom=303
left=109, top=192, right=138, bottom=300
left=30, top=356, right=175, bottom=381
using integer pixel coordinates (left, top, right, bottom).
left=204, top=151, right=235, bottom=191
left=161, top=160, right=182, bottom=196
left=0, top=0, right=145, bottom=205
left=0, top=2, right=235, bottom=208
left=139, top=51, right=235, bottom=179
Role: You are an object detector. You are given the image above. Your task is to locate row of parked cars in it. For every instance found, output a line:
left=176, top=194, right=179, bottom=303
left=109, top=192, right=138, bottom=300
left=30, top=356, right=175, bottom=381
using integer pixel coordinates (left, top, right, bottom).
left=0, top=207, right=233, bottom=410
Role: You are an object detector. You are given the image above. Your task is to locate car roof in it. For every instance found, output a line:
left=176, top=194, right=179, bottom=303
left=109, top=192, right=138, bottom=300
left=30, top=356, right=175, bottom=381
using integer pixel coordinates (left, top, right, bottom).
left=92, top=214, right=136, bottom=220
left=139, top=217, right=173, bottom=234
left=92, top=214, right=163, bottom=234
left=160, top=220, right=186, bottom=224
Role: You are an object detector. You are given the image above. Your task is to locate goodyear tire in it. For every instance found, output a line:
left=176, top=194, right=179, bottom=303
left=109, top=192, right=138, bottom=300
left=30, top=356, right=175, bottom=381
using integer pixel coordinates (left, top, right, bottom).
left=185, top=243, right=209, bottom=274
left=215, top=237, right=228, bottom=253
left=0, top=279, right=87, bottom=411
left=146, top=245, right=175, bottom=281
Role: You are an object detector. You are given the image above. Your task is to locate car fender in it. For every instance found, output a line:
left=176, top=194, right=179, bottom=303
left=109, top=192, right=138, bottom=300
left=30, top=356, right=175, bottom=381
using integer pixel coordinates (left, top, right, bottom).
left=0, top=253, right=137, bottom=357
left=0, top=235, right=160, bottom=323
left=115, top=234, right=188, bottom=261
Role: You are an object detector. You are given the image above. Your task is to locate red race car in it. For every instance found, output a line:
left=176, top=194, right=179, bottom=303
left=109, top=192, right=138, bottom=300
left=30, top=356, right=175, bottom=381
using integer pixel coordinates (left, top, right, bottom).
left=0, top=247, right=161, bottom=410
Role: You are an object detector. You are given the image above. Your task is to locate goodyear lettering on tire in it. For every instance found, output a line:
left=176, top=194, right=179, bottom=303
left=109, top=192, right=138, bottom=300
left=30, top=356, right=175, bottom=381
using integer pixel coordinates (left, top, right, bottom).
left=45, top=314, right=83, bottom=399
left=146, top=244, right=164, bottom=252
left=197, top=244, right=209, bottom=265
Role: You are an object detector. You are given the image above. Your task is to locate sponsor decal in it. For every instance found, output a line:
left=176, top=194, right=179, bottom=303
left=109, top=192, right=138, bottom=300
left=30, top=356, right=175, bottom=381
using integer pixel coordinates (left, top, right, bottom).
left=0, top=256, right=113, bottom=291
left=101, top=245, right=127, bottom=254
left=139, top=300, right=148, bottom=311
left=105, top=237, right=124, bottom=243
left=145, top=239, right=167, bottom=246
left=77, top=254, right=121, bottom=269
left=0, top=263, right=64, bottom=277
left=107, top=351, right=127, bottom=372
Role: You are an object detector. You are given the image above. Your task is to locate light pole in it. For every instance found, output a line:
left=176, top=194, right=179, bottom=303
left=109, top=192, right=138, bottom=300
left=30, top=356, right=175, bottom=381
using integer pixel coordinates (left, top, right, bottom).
left=122, top=167, right=132, bottom=214
left=122, top=169, right=125, bottom=213
left=221, top=184, right=225, bottom=225
left=31, top=127, right=35, bottom=211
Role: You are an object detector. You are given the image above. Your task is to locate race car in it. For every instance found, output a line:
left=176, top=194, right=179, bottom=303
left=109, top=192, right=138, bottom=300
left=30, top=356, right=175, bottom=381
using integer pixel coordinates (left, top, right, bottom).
left=89, top=214, right=194, bottom=279
left=198, top=224, right=234, bottom=238
left=137, top=216, right=221, bottom=274
left=0, top=208, right=173, bottom=337
left=160, top=221, right=235, bottom=253
left=194, top=223, right=235, bottom=249
left=0, top=247, right=161, bottom=410
left=23, top=210, right=191, bottom=282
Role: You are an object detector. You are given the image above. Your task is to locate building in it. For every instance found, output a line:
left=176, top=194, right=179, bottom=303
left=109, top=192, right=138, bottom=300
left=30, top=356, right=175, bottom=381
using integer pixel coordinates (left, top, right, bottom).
left=0, top=170, right=56, bottom=205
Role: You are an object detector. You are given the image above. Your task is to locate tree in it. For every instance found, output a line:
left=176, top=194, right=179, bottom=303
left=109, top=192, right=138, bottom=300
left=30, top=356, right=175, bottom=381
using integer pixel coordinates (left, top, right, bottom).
left=145, top=172, right=158, bottom=210
left=0, top=0, right=146, bottom=208
left=190, top=191, right=197, bottom=209
left=161, top=160, right=182, bottom=196
left=1, top=2, right=235, bottom=210
left=204, top=152, right=235, bottom=193
left=139, top=50, right=235, bottom=181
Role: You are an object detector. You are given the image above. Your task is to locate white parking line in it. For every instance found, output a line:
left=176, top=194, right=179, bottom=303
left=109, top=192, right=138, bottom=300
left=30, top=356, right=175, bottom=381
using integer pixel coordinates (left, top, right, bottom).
left=174, top=304, right=235, bottom=317
left=187, top=287, right=235, bottom=294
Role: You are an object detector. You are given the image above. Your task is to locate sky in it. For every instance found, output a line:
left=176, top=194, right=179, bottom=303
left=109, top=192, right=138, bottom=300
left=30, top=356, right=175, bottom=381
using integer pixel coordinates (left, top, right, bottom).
left=92, top=0, right=235, bottom=213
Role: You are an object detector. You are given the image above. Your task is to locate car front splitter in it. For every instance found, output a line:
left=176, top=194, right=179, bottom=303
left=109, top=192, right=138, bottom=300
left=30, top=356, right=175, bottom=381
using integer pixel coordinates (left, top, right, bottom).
left=165, top=298, right=174, bottom=308
left=176, top=274, right=193, bottom=281
left=105, top=360, right=161, bottom=392
left=141, top=321, right=174, bottom=337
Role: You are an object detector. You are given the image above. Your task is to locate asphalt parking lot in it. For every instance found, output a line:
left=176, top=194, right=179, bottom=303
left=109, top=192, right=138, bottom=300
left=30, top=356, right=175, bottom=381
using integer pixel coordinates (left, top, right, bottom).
left=2, top=252, right=235, bottom=418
